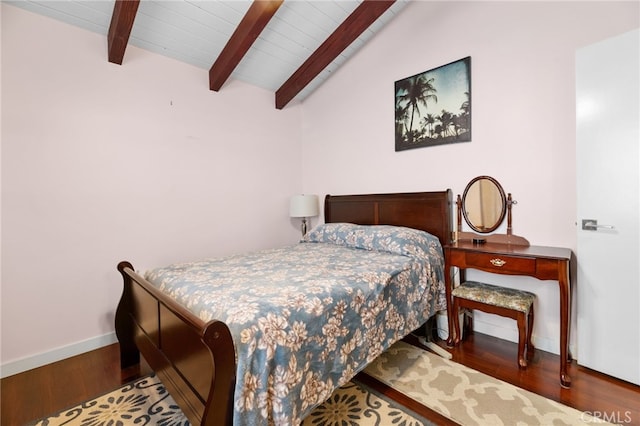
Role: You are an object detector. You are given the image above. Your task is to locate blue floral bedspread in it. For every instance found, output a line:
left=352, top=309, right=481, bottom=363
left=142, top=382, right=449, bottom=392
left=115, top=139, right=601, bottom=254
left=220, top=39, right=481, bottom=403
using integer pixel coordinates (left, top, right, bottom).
left=144, top=223, right=446, bottom=425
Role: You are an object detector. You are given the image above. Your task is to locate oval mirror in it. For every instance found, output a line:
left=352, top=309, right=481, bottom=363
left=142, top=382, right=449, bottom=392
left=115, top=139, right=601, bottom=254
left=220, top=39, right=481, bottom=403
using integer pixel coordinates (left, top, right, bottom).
left=462, top=176, right=507, bottom=233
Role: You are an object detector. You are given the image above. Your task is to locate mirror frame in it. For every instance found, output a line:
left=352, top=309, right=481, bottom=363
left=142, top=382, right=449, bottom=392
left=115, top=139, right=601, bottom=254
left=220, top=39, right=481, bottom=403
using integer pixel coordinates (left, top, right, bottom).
left=461, top=175, right=507, bottom=233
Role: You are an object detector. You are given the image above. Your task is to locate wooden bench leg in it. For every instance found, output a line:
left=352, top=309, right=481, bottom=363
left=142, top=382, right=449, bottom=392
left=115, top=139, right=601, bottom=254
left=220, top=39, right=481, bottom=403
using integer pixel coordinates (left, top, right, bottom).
left=463, top=309, right=473, bottom=336
left=452, top=297, right=462, bottom=345
left=526, top=304, right=535, bottom=361
left=517, top=311, right=528, bottom=369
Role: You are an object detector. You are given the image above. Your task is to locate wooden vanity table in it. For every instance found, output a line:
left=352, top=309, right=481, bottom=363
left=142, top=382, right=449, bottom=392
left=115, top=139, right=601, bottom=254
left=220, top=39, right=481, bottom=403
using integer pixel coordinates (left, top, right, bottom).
left=444, top=241, right=574, bottom=388
left=448, top=176, right=574, bottom=388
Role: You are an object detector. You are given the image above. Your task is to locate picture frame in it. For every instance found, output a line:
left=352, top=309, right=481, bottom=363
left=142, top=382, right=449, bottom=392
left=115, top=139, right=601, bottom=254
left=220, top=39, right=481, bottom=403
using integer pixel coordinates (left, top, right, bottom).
left=395, top=56, right=471, bottom=151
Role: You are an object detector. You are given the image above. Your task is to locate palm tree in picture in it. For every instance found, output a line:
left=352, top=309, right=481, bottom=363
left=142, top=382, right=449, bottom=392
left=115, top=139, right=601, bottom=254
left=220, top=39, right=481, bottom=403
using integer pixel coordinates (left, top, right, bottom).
left=437, top=110, right=455, bottom=138
left=452, top=114, right=465, bottom=137
left=421, top=113, right=437, bottom=138
left=395, top=79, right=412, bottom=141
left=434, top=124, right=443, bottom=139
left=395, top=102, right=410, bottom=142
left=396, top=75, right=438, bottom=143
left=460, top=91, right=470, bottom=116
left=457, top=91, right=471, bottom=137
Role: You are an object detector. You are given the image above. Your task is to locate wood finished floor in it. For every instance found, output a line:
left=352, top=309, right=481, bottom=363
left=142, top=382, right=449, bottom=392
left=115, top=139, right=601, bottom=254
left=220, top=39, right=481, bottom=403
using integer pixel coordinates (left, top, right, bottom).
left=2, top=332, right=639, bottom=425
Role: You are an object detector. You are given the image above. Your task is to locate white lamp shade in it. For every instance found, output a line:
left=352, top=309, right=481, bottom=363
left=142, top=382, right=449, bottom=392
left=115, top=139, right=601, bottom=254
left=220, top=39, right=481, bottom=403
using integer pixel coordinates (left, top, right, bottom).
left=289, top=194, right=319, bottom=218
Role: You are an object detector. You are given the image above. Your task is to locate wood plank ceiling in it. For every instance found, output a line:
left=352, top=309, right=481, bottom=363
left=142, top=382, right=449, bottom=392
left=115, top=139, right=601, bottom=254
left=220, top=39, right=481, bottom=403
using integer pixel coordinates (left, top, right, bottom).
left=10, top=0, right=409, bottom=109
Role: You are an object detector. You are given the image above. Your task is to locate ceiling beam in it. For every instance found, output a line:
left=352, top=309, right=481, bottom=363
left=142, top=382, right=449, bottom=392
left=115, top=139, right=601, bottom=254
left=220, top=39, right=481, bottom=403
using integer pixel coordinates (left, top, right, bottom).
left=107, top=0, right=140, bottom=65
left=275, top=0, right=395, bottom=109
left=209, top=0, right=284, bottom=91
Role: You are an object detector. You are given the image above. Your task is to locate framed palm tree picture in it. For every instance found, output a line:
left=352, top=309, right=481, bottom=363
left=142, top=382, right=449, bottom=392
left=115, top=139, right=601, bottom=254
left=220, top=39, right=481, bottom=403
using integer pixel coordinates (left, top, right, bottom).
left=395, top=57, right=471, bottom=151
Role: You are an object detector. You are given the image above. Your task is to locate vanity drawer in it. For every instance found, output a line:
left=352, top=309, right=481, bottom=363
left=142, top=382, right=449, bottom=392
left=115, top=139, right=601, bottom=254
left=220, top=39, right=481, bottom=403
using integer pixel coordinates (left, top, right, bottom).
left=465, top=252, right=536, bottom=274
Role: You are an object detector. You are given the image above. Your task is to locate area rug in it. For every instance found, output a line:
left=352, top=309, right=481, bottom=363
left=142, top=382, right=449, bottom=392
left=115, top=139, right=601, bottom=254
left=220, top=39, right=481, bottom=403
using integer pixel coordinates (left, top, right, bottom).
left=364, top=341, right=613, bottom=426
left=29, top=374, right=432, bottom=426
left=30, top=340, right=610, bottom=426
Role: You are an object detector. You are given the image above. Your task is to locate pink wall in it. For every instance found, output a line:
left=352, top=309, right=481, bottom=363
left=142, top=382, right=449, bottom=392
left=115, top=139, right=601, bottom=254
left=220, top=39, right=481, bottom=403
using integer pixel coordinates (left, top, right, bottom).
left=300, top=1, right=639, bottom=354
left=1, top=4, right=303, bottom=373
left=2, top=1, right=638, bottom=374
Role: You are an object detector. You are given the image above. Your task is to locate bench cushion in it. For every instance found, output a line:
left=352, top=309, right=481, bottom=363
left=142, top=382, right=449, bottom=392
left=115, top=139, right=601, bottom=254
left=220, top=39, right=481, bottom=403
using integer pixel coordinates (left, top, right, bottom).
left=452, top=281, right=535, bottom=313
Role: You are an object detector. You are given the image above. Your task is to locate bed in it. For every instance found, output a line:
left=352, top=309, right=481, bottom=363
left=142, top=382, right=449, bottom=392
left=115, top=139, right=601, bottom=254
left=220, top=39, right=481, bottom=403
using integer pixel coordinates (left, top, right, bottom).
left=115, top=190, right=452, bottom=426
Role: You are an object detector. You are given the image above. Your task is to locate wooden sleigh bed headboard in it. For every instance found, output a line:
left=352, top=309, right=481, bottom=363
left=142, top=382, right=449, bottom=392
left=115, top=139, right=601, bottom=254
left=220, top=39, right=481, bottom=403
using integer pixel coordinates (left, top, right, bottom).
left=325, top=190, right=453, bottom=246
left=116, top=189, right=453, bottom=426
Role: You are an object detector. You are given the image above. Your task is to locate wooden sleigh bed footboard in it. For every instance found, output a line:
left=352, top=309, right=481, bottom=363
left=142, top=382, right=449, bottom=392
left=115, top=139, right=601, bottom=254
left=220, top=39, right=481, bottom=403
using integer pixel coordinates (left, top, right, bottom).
left=115, top=190, right=452, bottom=426
left=115, top=261, right=236, bottom=426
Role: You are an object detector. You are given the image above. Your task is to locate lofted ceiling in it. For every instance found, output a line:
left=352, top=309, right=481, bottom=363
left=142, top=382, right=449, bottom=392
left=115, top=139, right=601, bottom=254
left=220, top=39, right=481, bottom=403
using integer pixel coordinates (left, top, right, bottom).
left=8, top=0, right=409, bottom=109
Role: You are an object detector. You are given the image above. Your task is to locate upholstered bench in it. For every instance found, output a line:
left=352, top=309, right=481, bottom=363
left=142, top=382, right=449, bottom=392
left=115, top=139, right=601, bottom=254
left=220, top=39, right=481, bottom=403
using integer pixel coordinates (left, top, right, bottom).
left=451, top=281, right=536, bottom=368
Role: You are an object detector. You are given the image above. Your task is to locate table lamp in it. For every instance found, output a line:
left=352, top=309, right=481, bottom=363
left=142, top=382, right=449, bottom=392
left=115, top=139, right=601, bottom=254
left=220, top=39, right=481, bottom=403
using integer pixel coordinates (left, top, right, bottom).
left=289, top=194, right=319, bottom=236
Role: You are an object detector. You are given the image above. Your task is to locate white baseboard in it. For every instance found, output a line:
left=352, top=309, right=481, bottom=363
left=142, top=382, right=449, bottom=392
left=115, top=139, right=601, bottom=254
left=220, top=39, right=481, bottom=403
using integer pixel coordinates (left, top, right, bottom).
left=1, top=332, right=118, bottom=379
left=0, top=314, right=580, bottom=379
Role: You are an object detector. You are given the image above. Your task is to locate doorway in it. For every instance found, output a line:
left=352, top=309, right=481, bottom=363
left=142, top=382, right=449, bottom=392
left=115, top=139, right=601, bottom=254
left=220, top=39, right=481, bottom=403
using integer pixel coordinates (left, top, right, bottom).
left=576, top=28, right=639, bottom=385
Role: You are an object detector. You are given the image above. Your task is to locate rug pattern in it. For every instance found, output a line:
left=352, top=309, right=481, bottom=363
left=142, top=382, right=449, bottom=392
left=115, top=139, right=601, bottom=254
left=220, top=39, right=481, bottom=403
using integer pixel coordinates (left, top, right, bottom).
left=364, top=341, right=613, bottom=426
left=30, top=374, right=429, bottom=426
left=31, top=341, right=612, bottom=426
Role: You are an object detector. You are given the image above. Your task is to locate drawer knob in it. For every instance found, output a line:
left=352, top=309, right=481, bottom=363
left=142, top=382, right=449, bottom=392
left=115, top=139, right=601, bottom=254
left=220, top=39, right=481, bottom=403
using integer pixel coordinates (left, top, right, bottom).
left=490, top=258, right=506, bottom=267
